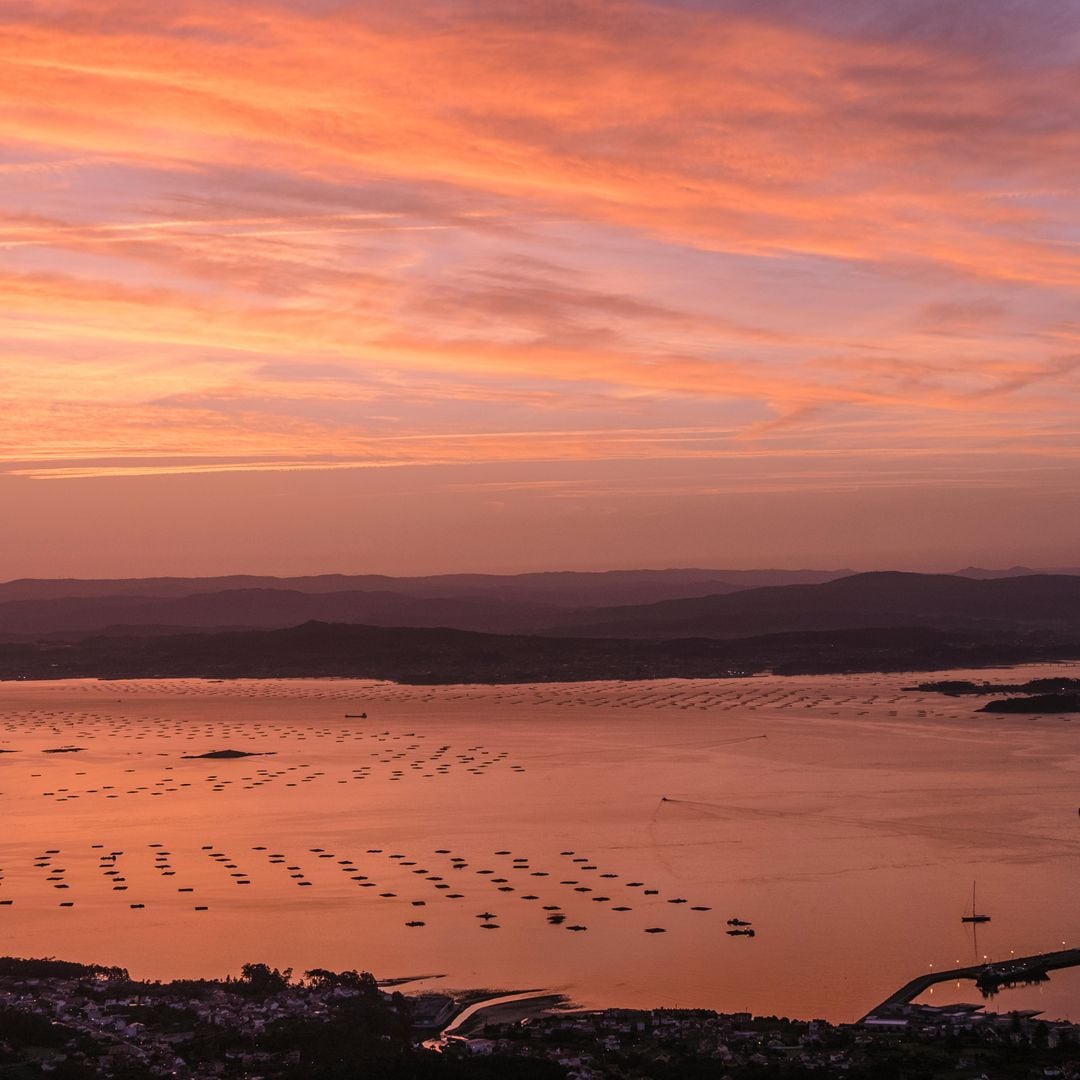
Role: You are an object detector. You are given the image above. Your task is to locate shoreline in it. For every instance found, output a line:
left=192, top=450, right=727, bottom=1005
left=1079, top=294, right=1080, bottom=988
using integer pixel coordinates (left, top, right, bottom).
left=421, top=990, right=569, bottom=1050
left=2, top=655, right=1076, bottom=687
left=3, top=956, right=1077, bottom=1038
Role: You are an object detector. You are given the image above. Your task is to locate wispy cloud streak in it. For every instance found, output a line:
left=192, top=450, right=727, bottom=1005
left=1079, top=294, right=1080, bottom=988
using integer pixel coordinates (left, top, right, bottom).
left=1, top=0, right=1078, bottom=498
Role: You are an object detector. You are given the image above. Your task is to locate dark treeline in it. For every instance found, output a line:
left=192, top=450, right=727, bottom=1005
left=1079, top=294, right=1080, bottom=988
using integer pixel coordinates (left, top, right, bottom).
left=2, top=621, right=1079, bottom=683
left=0, top=957, right=129, bottom=981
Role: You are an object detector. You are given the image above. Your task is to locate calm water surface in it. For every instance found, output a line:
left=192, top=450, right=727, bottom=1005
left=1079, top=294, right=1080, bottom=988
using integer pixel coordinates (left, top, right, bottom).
left=1, top=669, right=1078, bottom=1022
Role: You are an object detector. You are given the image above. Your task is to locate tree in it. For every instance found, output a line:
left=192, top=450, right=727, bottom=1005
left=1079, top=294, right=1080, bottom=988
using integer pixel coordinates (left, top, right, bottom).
left=239, top=963, right=292, bottom=994
left=304, top=968, right=378, bottom=995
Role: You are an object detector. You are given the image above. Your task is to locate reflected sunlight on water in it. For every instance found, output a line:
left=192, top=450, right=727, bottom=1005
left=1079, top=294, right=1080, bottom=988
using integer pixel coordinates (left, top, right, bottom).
left=1, top=668, right=1078, bottom=1022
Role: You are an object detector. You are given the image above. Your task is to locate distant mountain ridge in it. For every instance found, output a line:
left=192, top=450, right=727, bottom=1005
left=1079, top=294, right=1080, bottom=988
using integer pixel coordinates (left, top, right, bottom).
left=0, top=568, right=851, bottom=605
left=0, top=568, right=1079, bottom=642
left=0, top=568, right=851, bottom=639
left=3, top=569, right=1080, bottom=680
left=540, top=571, right=1080, bottom=640
left=954, top=566, right=1080, bottom=579
left=0, top=588, right=565, bottom=638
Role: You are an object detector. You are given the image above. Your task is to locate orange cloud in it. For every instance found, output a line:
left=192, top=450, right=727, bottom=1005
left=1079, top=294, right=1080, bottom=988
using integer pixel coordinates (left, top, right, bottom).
left=0, top=1, right=1072, bottom=277
left=1, top=0, right=1078, bottom=505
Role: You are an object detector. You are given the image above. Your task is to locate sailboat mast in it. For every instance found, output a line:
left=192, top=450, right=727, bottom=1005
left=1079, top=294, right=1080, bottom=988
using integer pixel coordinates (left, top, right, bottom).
left=962, top=880, right=990, bottom=923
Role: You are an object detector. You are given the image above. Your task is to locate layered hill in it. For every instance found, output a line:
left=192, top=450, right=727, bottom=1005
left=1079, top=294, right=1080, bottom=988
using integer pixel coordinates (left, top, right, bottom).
left=0, top=568, right=850, bottom=640
left=0, top=568, right=848, bottom=607
left=540, top=572, right=1080, bottom=639
left=1, top=621, right=1076, bottom=683
left=0, top=588, right=564, bottom=638
left=1, top=570, right=1079, bottom=644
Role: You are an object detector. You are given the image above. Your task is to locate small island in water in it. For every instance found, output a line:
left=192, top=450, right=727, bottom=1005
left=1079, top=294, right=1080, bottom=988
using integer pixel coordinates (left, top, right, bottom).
left=978, top=693, right=1080, bottom=714
left=180, top=749, right=273, bottom=759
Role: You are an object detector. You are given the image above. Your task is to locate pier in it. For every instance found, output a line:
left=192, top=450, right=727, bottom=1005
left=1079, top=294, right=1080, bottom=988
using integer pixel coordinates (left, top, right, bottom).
left=862, top=948, right=1080, bottom=1022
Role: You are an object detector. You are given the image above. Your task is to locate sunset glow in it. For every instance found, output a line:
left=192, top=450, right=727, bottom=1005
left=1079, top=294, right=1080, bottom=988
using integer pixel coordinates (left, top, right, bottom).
left=4, top=0, right=1079, bottom=574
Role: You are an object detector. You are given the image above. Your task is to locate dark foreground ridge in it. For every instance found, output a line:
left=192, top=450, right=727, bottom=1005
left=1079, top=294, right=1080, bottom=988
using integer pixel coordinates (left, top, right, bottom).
left=3, top=956, right=1080, bottom=1079
left=0, top=958, right=564, bottom=1079
left=2, top=620, right=1080, bottom=682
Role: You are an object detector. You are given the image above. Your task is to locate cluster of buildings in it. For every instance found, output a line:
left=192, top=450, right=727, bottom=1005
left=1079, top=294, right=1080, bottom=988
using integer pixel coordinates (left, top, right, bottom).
left=448, top=1003, right=1080, bottom=1078
left=4, top=965, right=1080, bottom=1078
left=0, top=968, right=380, bottom=1077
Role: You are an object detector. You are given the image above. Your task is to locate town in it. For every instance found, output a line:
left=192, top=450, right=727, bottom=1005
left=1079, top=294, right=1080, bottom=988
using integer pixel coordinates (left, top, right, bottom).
left=3, top=958, right=1080, bottom=1078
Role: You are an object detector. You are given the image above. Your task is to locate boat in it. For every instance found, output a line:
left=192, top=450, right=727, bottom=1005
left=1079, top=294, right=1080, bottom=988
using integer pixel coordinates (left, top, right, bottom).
left=961, top=881, right=991, bottom=923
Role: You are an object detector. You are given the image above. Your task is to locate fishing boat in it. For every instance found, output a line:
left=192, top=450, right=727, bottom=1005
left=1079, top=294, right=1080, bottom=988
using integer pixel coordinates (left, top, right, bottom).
left=961, top=881, right=991, bottom=924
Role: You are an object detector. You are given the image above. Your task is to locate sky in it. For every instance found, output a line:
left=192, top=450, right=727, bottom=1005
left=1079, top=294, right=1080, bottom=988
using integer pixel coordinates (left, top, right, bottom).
left=3, top=0, right=1080, bottom=577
